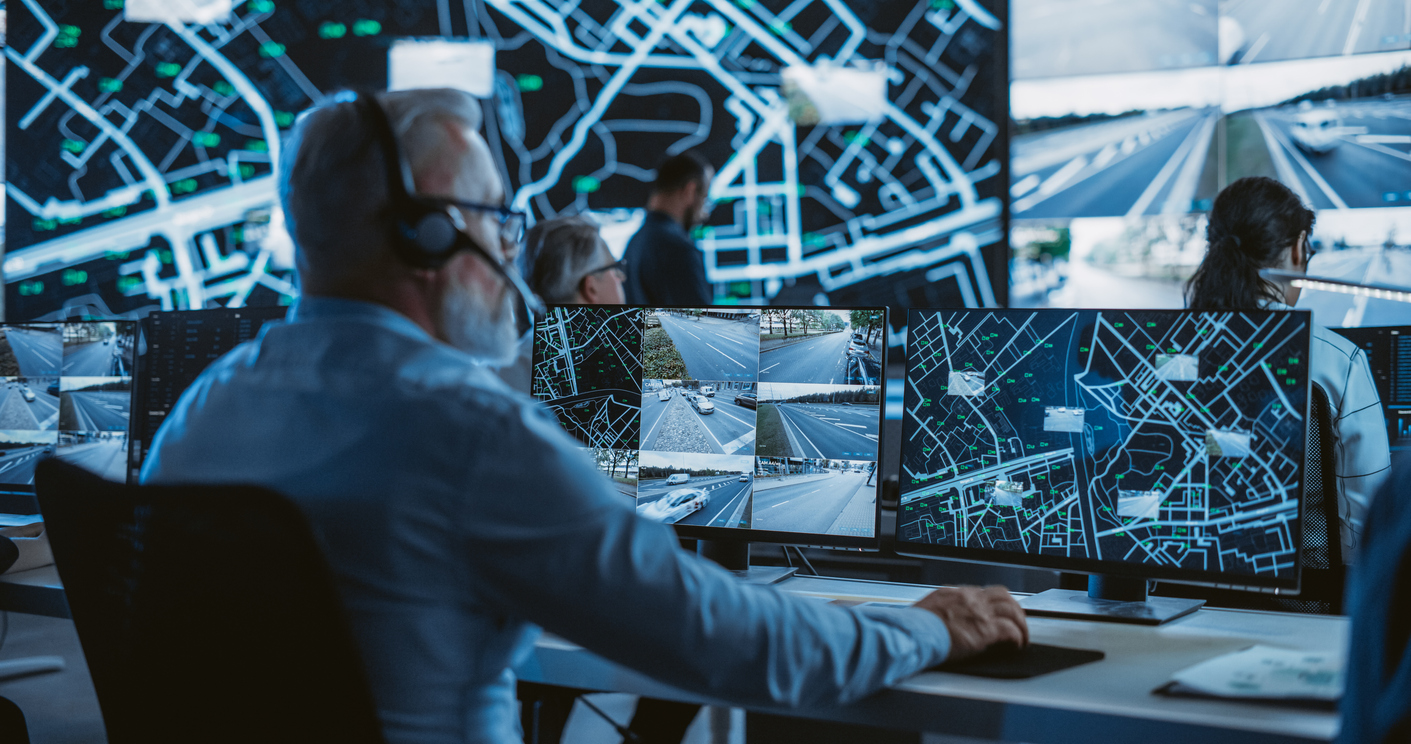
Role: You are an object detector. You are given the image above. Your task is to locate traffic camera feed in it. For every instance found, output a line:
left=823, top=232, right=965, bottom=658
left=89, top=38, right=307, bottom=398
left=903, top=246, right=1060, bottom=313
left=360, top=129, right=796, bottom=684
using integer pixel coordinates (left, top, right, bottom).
left=1010, top=0, right=1411, bottom=316
left=897, top=309, right=1312, bottom=586
left=0, top=322, right=137, bottom=487
left=533, top=306, right=884, bottom=539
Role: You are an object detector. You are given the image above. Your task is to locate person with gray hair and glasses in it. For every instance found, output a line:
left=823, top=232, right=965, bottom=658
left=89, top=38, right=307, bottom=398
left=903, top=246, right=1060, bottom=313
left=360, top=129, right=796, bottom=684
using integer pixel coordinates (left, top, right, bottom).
left=142, top=86, right=1026, bottom=744
left=493, top=215, right=628, bottom=393
left=524, top=215, right=626, bottom=305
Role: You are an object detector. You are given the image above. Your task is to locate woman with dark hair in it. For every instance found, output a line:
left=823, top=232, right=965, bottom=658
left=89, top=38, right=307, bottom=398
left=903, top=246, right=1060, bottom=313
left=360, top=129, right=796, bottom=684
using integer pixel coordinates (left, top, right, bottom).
left=1188, top=176, right=1391, bottom=563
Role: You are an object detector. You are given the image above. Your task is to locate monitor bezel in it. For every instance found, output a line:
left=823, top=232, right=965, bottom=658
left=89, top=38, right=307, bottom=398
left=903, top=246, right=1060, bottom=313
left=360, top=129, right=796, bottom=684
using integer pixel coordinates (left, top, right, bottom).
left=0, top=319, right=140, bottom=494
left=892, top=306, right=1313, bottom=592
left=531, top=303, right=887, bottom=551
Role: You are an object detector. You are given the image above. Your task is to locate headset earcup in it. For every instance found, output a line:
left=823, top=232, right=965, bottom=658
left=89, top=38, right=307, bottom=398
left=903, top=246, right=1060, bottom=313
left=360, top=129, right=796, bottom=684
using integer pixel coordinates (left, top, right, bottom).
left=398, top=209, right=460, bottom=268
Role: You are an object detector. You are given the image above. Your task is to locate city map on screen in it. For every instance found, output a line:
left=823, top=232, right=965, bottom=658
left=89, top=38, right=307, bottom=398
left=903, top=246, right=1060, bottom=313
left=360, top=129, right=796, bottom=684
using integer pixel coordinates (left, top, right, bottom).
left=5, top=0, right=1006, bottom=320
left=898, top=308, right=1312, bottom=583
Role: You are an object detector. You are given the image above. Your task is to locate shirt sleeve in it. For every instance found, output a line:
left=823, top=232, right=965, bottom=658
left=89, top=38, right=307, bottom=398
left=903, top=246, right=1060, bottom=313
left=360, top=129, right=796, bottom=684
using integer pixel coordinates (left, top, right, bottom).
left=452, top=401, right=952, bottom=709
left=1332, top=349, right=1393, bottom=561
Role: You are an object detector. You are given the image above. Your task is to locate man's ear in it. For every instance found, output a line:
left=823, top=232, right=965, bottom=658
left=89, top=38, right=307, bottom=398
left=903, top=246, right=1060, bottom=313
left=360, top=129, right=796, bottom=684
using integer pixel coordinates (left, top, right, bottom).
left=578, top=276, right=597, bottom=304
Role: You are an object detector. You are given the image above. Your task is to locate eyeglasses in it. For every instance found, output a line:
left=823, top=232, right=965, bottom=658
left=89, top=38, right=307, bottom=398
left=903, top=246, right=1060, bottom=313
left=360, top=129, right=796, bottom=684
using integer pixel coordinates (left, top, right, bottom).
left=426, top=197, right=527, bottom=245
left=582, top=258, right=627, bottom=281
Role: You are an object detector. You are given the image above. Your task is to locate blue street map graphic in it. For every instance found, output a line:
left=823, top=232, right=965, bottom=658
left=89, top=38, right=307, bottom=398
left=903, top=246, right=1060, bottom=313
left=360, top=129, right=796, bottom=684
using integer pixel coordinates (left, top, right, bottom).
left=5, top=0, right=1005, bottom=319
left=899, top=309, right=1312, bottom=581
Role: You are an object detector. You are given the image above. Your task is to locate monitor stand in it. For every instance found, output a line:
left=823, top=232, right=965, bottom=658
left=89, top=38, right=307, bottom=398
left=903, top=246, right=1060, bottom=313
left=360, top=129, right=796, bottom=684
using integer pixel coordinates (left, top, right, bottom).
left=1020, top=575, right=1203, bottom=626
left=698, top=540, right=796, bottom=585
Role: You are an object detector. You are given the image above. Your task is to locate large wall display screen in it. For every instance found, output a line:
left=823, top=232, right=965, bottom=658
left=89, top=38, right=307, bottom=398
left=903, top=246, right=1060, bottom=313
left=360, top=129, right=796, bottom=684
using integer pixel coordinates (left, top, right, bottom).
left=897, top=308, right=1313, bottom=589
left=1008, top=0, right=1411, bottom=315
left=5, top=0, right=1009, bottom=320
left=532, top=305, right=885, bottom=546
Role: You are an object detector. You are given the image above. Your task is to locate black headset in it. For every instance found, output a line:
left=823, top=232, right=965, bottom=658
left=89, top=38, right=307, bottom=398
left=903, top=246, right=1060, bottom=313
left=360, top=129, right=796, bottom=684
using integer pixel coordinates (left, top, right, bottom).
left=355, top=91, right=545, bottom=334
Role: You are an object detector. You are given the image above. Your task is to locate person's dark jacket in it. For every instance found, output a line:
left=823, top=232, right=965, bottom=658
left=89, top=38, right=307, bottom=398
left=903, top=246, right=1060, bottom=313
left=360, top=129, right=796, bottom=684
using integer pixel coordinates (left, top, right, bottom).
left=1340, top=449, right=1411, bottom=743
left=622, top=211, right=710, bottom=306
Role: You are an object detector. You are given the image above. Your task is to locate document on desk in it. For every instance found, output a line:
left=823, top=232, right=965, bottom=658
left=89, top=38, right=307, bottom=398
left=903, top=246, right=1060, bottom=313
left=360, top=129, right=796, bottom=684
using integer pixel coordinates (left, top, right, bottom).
left=1158, top=645, right=1344, bottom=705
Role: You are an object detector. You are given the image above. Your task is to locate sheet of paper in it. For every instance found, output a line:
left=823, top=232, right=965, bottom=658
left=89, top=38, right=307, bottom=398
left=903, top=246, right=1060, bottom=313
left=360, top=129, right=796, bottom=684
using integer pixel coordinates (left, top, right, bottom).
left=1170, top=644, right=1344, bottom=700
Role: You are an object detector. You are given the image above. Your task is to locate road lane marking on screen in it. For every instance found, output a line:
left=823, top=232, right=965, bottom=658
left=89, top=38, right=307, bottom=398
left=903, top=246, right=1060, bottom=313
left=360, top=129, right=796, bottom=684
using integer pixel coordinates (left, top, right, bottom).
left=705, top=343, right=747, bottom=367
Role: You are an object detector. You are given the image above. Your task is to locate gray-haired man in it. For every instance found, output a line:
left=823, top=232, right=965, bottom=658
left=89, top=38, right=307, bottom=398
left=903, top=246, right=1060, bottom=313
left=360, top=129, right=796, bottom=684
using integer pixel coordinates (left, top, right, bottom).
left=142, top=87, right=1027, bottom=744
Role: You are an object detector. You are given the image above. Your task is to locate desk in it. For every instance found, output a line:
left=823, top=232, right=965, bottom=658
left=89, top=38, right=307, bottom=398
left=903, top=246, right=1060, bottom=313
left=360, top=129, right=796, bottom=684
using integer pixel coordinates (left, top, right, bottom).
left=0, top=567, right=1343, bottom=741
left=0, top=566, right=68, bottom=619
left=519, top=576, right=1342, bottom=744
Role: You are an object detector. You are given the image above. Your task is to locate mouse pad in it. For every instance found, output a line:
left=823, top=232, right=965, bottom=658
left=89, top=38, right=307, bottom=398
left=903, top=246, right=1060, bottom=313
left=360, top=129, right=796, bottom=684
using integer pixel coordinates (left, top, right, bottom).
left=934, top=643, right=1105, bottom=679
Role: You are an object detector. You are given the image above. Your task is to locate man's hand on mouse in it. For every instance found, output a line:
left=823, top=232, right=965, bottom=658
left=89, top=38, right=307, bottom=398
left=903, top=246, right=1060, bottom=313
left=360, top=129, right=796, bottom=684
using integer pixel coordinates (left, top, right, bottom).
left=912, top=585, right=1029, bottom=661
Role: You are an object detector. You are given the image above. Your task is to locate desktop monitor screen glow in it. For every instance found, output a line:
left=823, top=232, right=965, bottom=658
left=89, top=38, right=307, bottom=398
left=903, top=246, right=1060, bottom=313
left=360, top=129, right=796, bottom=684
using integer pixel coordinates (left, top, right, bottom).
left=0, top=321, right=137, bottom=488
left=531, top=306, right=885, bottom=548
left=895, top=308, right=1312, bottom=589
left=1329, top=325, right=1411, bottom=453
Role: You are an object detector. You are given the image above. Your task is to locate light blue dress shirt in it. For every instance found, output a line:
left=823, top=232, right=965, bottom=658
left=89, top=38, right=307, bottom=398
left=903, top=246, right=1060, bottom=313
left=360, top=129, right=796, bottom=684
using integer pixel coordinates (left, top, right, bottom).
left=141, top=297, right=952, bottom=744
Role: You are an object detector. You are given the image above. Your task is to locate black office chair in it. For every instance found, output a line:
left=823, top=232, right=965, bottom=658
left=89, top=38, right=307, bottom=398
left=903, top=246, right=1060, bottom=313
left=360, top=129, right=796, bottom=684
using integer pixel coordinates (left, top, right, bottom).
left=33, top=460, right=386, bottom=744
left=1154, top=383, right=1344, bottom=614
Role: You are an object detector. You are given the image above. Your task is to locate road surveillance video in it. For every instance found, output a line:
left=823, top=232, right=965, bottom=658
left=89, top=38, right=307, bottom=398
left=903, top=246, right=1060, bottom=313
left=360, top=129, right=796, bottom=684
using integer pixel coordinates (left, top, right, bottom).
left=0, top=322, right=137, bottom=488
left=1011, top=0, right=1218, bottom=80
left=759, top=309, right=882, bottom=385
left=534, top=306, right=884, bottom=538
left=1010, top=0, right=1411, bottom=317
left=898, top=308, right=1311, bottom=583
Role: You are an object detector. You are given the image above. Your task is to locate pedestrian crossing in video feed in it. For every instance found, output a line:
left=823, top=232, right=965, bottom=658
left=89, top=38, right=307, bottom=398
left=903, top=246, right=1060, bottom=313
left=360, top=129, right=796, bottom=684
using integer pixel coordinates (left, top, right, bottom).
left=532, top=307, right=885, bottom=538
left=1009, top=0, right=1411, bottom=315
left=0, top=322, right=136, bottom=487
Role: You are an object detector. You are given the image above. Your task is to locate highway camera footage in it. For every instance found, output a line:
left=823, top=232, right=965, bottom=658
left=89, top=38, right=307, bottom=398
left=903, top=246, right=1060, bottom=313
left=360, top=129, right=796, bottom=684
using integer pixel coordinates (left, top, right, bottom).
left=535, top=306, right=882, bottom=538
left=0, top=322, right=137, bottom=487
left=898, top=309, right=1312, bottom=583
left=6, top=0, right=1008, bottom=320
left=1009, top=0, right=1411, bottom=316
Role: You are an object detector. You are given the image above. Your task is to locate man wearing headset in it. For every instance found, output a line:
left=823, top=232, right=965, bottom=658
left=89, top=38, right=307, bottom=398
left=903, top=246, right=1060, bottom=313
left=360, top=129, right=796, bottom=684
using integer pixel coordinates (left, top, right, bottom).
left=140, top=88, right=1027, bottom=744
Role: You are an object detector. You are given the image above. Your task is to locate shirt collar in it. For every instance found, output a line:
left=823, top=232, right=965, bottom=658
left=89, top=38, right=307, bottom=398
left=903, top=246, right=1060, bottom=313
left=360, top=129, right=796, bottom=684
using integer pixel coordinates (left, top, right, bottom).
left=287, top=296, right=434, bottom=344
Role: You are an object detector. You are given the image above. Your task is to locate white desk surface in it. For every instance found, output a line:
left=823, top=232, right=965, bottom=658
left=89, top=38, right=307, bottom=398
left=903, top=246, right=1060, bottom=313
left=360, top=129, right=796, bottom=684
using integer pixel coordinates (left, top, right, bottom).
left=522, top=575, right=1343, bottom=744
left=0, top=566, right=1344, bottom=741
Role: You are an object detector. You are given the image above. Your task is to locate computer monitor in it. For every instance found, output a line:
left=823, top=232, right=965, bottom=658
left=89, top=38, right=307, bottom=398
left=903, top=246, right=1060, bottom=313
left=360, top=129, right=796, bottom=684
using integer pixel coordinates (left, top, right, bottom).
left=1329, top=325, right=1411, bottom=453
left=531, top=306, right=887, bottom=577
left=0, top=321, right=138, bottom=496
left=896, top=308, right=1314, bottom=623
left=132, top=307, right=291, bottom=473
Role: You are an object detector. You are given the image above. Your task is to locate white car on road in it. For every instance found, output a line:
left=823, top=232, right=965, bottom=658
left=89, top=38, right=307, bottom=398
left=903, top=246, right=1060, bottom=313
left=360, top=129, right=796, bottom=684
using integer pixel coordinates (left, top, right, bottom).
left=637, top=488, right=709, bottom=523
left=691, top=395, right=715, bottom=414
left=658, top=389, right=671, bottom=402
left=1290, top=108, right=1342, bottom=154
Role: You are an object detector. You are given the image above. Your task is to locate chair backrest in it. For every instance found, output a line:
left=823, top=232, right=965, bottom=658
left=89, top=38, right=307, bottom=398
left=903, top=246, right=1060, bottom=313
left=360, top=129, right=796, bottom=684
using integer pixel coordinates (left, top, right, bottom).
left=35, top=459, right=385, bottom=744
left=1152, top=383, right=1343, bottom=613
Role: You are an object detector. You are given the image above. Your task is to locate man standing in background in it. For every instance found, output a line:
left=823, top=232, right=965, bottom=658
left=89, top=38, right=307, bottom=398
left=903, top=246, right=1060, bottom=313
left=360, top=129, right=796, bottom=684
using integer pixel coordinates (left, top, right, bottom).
left=623, top=152, right=715, bottom=306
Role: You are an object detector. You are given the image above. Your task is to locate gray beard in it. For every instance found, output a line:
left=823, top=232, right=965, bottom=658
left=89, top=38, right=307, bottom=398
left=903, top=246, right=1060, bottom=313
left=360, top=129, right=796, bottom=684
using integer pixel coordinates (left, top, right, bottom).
left=440, top=275, right=520, bottom=366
